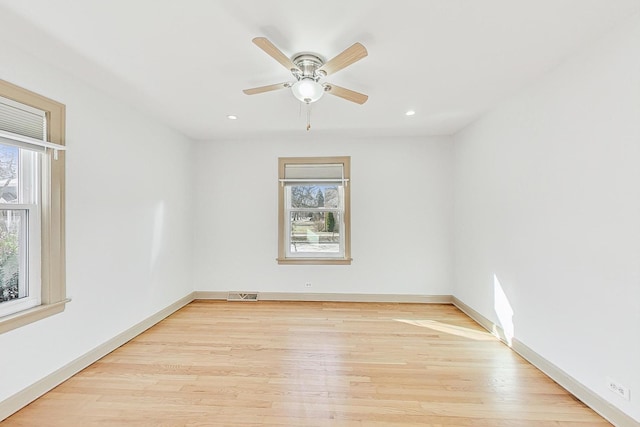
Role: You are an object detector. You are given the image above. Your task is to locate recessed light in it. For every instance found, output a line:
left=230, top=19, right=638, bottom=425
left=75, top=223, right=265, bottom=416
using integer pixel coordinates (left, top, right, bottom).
left=405, top=110, right=416, bottom=116
left=227, top=115, right=238, bottom=120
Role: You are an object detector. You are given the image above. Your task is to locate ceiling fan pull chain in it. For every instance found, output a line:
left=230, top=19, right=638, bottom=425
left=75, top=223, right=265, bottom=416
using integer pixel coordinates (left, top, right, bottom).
left=306, top=104, right=311, bottom=131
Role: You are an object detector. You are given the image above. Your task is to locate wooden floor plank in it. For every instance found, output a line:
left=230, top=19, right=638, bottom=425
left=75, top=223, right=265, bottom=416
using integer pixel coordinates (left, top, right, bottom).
left=2, top=301, right=609, bottom=426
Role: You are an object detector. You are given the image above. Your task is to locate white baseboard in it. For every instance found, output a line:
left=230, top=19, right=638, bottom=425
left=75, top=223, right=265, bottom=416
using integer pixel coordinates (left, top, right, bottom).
left=194, top=291, right=452, bottom=304
left=0, top=292, right=195, bottom=422
left=452, top=297, right=638, bottom=427
left=192, top=291, right=227, bottom=300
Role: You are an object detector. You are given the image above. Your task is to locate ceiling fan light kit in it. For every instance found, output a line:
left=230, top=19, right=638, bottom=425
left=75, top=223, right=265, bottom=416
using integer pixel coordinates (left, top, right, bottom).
left=243, top=37, right=369, bottom=128
left=291, top=78, right=324, bottom=103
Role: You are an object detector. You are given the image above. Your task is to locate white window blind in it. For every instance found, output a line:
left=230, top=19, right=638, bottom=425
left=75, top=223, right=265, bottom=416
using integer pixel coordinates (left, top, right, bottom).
left=281, top=163, right=347, bottom=184
left=0, top=96, right=45, bottom=140
left=0, top=96, right=66, bottom=155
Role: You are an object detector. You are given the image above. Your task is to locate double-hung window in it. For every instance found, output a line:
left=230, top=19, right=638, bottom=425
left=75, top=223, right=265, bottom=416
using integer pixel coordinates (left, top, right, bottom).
left=278, top=157, right=351, bottom=265
left=0, top=98, right=42, bottom=316
left=0, top=80, right=66, bottom=334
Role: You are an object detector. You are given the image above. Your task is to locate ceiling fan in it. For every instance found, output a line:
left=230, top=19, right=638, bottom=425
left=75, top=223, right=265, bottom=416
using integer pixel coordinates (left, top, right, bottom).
left=243, top=37, right=369, bottom=105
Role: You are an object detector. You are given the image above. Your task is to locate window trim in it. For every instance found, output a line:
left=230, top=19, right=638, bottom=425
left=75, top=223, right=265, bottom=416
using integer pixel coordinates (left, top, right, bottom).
left=0, top=79, right=67, bottom=334
left=277, top=156, right=351, bottom=265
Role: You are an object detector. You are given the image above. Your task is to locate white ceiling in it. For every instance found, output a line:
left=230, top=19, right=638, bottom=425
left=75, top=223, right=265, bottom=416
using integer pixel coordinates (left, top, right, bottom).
left=0, top=0, right=638, bottom=141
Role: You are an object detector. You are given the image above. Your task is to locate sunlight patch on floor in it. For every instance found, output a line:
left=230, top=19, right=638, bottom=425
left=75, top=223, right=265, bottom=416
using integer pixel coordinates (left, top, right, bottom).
left=394, top=319, right=497, bottom=341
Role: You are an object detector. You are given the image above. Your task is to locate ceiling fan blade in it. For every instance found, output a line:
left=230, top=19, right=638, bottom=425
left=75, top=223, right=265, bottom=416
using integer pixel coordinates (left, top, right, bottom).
left=252, top=37, right=300, bottom=72
left=243, top=82, right=290, bottom=95
left=318, top=42, right=368, bottom=77
left=324, top=84, right=368, bottom=105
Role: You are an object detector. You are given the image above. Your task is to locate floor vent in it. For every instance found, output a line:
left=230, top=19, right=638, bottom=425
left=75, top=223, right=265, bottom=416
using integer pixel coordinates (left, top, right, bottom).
left=227, top=292, right=259, bottom=302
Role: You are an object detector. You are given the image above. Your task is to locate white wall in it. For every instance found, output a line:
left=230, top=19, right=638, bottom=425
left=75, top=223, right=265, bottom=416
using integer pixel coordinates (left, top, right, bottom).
left=193, top=136, right=453, bottom=296
left=0, top=43, right=195, bottom=401
left=3, top=4, right=636, bottom=423
left=453, top=15, right=640, bottom=422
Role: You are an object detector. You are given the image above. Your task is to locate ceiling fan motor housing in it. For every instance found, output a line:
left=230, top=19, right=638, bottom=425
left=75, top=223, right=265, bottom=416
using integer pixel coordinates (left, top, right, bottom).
left=292, top=53, right=325, bottom=81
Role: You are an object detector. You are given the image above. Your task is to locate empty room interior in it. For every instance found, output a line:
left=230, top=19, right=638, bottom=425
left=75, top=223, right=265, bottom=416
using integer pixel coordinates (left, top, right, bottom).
left=0, top=1, right=639, bottom=426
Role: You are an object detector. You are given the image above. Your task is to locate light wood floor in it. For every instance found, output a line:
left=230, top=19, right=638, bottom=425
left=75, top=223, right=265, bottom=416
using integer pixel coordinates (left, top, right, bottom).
left=3, top=301, right=609, bottom=426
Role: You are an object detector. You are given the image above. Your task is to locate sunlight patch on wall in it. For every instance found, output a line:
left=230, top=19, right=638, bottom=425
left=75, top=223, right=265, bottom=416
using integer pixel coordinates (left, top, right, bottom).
left=493, top=274, right=515, bottom=346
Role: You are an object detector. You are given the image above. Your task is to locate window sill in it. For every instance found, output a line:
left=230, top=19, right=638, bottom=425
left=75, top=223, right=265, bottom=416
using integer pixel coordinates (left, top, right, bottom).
left=277, top=258, right=352, bottom=265
left=0, top=299, right=70, bottom=334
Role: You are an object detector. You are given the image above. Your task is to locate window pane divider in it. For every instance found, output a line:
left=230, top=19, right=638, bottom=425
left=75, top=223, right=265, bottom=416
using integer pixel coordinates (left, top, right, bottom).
left=286, top=208, right=342, bottom=212
left=0, top=203, right=36, bottom=209
left=279, top=178, right=349, bottom=187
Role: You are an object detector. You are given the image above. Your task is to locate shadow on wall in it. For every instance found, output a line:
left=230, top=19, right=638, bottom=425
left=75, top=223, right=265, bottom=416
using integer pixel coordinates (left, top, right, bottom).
left=150, top=201, right=165, bottom=273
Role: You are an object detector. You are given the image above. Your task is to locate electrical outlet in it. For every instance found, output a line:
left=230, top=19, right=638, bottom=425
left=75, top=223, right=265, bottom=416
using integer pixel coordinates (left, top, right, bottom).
left=305, top=283, right=312, bottom=288
left=607, top=377, right=631, bottom=401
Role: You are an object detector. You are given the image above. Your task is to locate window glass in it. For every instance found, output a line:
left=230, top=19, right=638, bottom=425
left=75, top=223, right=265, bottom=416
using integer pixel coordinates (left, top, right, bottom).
left=0, top=209, right=26, bottom=304
left=289, top=184, right=340, bottom=209
left=0, top=144, right=18, bottom=203
left=289, top=211, right=341, bottom=254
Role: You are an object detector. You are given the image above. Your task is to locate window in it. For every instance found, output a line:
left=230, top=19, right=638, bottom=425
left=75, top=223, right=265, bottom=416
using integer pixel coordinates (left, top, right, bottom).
left=0, top=80, right=67, bottom=334
left=278, top=157, right=351, bottom=265
left=0, top=127, right=41, bottom=316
